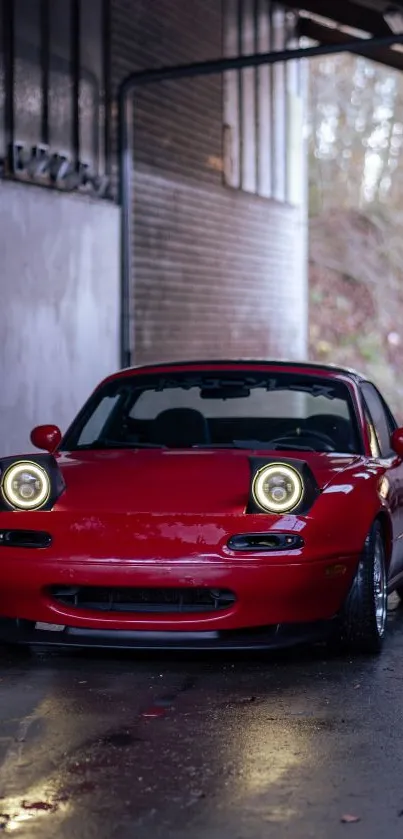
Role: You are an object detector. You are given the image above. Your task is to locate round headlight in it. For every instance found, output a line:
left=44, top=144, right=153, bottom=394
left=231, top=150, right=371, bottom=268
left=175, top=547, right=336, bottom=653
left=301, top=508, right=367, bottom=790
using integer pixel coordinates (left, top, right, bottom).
left=252, top=464, right=303, bottom=513
left=1, top=461, right=51, bottom=510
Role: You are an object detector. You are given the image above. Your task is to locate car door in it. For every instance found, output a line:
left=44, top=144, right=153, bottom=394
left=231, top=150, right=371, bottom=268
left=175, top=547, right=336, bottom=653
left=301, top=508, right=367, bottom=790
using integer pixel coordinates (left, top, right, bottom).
left=361, top=382, right=403, bottom=578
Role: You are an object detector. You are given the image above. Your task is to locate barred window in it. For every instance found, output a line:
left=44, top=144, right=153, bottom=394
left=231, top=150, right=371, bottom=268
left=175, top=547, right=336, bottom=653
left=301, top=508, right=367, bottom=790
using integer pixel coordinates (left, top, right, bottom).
left=14, top=0, right=43, bottom=150
left=0, top=0, right=5, bottom=159
left=49, top=0, right=74, bottom=158
left=79, top=0, right=106, bottom=176
left=0, top=0, right=110, bottom=198
left=223, top=0, right=304, bottom=204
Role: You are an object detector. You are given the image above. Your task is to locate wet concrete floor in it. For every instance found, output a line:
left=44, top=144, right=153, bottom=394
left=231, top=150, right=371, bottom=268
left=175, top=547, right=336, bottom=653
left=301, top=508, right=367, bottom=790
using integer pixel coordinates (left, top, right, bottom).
left=2, top=603, right=403, bottom=838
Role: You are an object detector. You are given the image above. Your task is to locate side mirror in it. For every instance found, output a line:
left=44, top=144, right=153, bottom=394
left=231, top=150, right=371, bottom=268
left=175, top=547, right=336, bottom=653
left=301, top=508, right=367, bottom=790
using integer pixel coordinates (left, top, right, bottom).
left=391, top=427, right=403, bottom=458
left=30, top=424, right=62, bottom=453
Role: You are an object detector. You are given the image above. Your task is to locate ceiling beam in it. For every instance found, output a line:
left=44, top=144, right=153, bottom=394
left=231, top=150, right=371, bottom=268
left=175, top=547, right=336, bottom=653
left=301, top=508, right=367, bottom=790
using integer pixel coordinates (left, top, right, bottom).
left=298, top=16, right=403, bottom=70
left=282, top=0, right=392, bottom=36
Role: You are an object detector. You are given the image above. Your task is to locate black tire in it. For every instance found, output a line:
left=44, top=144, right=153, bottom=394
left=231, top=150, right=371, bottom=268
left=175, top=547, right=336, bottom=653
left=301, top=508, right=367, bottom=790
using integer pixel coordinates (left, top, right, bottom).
left=0, top=641, right=32, bottom=659
left=331, top=521, right=387, bottom=655
left=395, top=585, right=403, bottom=602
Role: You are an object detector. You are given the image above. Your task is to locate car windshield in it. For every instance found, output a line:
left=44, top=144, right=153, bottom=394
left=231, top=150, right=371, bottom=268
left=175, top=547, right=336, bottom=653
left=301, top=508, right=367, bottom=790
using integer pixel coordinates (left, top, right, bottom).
left=61, top=371, right=362, bottom=454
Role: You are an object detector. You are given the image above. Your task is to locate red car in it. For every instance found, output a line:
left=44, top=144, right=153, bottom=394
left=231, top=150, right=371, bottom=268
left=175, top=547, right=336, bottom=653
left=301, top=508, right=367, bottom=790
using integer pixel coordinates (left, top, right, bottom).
left=1, top=359, right=403, bottom=655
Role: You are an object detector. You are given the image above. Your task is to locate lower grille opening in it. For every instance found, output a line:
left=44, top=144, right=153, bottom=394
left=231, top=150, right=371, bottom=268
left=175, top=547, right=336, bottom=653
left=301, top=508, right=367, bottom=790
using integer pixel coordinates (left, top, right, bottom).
left=49, top=586, right=237, bottom=614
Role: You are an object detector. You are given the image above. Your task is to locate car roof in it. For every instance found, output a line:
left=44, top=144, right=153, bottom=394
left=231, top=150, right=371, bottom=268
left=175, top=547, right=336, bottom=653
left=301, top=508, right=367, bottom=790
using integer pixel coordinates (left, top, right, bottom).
left=111, top=359, right=366, bottom=384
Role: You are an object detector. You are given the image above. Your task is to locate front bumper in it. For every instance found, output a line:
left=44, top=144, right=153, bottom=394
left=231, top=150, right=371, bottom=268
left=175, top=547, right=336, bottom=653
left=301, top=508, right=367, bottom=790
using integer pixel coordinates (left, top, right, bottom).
left=0, top=551, right=359, bottom=642
left=0, top=508, right=363, bottom=647
left=0, top=617, right=335, bottom=650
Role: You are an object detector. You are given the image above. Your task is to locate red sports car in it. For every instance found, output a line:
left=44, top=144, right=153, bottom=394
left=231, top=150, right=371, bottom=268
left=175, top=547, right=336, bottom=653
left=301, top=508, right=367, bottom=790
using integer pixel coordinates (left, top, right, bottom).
left=1, top=360, right=403, bottom=655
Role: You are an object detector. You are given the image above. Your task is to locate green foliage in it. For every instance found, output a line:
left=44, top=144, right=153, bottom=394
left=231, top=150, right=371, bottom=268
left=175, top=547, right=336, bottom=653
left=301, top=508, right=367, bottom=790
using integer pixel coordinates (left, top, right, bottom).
left=308, top=54, right=403, bottom=216
left=308, top=54, right=403, bottom=420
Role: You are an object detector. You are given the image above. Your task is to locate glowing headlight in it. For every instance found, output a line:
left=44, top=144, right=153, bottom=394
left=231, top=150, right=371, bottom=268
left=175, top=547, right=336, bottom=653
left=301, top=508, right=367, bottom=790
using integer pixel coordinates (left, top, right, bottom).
left=252, top=464, right=303, bottom=513
left=1, top=461, right=51, bottom=510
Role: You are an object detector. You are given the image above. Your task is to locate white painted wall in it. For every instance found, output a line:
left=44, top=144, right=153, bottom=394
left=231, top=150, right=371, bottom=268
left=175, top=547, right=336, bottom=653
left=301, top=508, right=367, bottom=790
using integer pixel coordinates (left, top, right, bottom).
left=0, top=180, right=120, bottom=456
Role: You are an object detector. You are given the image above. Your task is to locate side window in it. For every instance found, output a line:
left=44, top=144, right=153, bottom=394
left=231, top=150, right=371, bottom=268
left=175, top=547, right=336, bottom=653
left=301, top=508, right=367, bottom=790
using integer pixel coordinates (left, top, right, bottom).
left=364, top=409, right=380, bottom=458
left=361, top=384, right=394, bottom=457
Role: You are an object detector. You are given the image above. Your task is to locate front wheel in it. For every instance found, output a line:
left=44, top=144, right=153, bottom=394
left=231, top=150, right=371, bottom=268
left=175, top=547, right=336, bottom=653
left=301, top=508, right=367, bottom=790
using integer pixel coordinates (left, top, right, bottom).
left=333, top=521, right=387, bottom=655
left=394, top=585, right=403, bottom=602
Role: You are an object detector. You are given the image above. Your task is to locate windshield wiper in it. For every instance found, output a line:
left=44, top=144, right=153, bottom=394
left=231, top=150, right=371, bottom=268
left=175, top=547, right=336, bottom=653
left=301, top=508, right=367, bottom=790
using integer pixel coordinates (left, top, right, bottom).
left=193, top=441, right=290, bottom=450
left=268, top=444, right=315, bottom=452
left=74, top=440, right=314, bottom=452
left=193, top=443, right=237, bottom=448
left=74, top=441, right=166, bottom=450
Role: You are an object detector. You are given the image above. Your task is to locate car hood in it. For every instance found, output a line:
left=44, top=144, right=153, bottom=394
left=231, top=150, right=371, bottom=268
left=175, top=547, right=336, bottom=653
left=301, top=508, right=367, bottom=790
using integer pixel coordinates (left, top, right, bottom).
left=54, top=449, right=363, bottom=514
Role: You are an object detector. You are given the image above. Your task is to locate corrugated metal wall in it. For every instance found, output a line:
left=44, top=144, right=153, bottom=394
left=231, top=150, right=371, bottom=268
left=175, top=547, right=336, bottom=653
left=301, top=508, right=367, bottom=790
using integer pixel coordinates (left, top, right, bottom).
left=111, top=0, right=308, bottom=365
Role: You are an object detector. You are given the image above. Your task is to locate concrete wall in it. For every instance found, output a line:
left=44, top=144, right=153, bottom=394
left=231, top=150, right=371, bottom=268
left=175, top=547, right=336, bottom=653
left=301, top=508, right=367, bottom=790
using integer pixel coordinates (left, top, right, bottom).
left=0, top=180, right=120, bottom=456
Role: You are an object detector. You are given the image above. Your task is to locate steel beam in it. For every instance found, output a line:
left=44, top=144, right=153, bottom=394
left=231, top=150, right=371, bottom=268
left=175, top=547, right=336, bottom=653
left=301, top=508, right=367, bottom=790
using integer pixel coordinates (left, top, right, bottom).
left=282, top=0, right=392, bottom=36
left=298, top=17, right=403, bottom=71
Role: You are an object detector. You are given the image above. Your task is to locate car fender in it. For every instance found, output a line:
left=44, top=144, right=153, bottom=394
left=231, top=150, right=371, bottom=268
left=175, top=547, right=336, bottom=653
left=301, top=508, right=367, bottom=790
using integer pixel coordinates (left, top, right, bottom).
left=302, top=462, right=393, bottom=564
